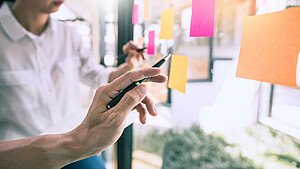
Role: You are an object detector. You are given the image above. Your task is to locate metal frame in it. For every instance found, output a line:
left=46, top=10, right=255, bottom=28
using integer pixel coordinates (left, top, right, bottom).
left=116, top=0, right=134, bottom=169
left=258, top=83, right=300, bottom=139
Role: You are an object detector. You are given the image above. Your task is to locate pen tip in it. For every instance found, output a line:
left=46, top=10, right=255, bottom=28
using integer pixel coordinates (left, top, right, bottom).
left=164, top=54, right=172, bottom=61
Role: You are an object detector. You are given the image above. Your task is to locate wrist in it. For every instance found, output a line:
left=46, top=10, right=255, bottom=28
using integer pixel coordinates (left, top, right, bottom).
left=67, top=128, right=90, bottom=157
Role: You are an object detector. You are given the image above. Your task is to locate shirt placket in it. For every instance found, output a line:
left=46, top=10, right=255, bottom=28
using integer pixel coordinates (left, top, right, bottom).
left=33, top=38, right=61, bottom=122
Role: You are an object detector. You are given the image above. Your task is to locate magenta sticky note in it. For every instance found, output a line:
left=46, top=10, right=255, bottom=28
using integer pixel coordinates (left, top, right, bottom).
left=190, top=0, right=216, bottom=37
left=132, top=4, right=139, bottom=24
left=147, top=31, right=155, bottom=55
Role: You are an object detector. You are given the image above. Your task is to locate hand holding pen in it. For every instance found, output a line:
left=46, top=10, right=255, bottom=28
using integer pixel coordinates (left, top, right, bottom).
left=122, top=40, right=146, bottom=59
left=107, top=54, right=172, bottom=110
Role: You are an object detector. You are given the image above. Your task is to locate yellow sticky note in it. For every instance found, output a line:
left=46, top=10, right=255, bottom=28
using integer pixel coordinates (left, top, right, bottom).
left=168, top=55, right=188, bottom=93
left=143, top=0, right=150, bottom=20
left=159, top=6, right=174, bottom=39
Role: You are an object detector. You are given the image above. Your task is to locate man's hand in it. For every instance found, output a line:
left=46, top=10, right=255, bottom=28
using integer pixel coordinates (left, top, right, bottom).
left=109, top=41, right=146, bottom=82
left=73, top=68, right=167, bottom=156
left=0, top=68, right=166, bottom=169
left=123, top=41, right=145, bottom=68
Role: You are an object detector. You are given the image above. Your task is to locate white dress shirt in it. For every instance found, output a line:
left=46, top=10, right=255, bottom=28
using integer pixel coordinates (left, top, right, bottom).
left=0, top=3, right=114, bottom=141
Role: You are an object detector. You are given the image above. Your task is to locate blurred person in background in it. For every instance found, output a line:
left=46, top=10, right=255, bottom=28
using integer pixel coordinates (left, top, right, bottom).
left=0, top=0, right=145, bottom=168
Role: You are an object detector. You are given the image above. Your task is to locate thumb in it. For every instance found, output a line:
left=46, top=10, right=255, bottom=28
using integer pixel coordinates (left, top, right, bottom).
left=112, top=84, right=147, bottom=115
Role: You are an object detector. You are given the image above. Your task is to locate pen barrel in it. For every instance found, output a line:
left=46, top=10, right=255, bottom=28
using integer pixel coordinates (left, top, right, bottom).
left=106, top=82, right=138, bottom=109
left=152, top=59, right=165, bottom=67
left=107, top=54, right=169, bottom=110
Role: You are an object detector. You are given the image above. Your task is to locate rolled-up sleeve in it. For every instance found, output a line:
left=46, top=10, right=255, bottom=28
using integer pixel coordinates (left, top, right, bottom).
left=75, top=34, right=116, bottom=88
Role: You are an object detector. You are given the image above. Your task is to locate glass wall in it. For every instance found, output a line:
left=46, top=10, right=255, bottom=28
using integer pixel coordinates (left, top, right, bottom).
left=132, top=0, right=256, bottom=168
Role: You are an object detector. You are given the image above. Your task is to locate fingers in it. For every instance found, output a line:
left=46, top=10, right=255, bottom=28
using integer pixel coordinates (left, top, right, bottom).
left=145, top=74, right=167, bottom=83
left=139, top=52, right=145, bottom=60
left=141, top=95, right=157, bottom=116
left=108, top=68, right=162, bottom=94
left=136, top=96, right=158, bottom=124
left=126, top=51, right=141, bottom=66
left=135, top=96, right=157, bottom=124
left=112, top=84, right=147, bottom=116
left=136, top=103, right=147, bottom=124
left=123, top=41, right=139, bottom=54
left=123, top=41, right=145, bottom=61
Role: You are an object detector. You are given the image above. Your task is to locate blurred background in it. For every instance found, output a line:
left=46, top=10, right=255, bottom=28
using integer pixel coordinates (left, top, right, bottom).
left=51, top=0, right=300, bottom=168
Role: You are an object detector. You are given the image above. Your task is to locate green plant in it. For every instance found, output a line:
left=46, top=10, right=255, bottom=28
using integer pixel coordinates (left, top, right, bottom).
left=161, top=125, right=259, bottom=169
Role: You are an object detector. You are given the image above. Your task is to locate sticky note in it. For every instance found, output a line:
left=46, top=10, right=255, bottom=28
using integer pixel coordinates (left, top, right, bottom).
left=143, top=0, right=150, bottom=20
left=236, top=7, right=300, bottom=87
left=138, top=36, right=143, bottom=47
left=147, top=31, right=155, bottom=55
left=132, top=4, right=138, bottom=24
left=159, top=7, right=174, bottom=39
left=168, top=55, right=188, bottom=93
left=190, top=0, right=216, bottom=37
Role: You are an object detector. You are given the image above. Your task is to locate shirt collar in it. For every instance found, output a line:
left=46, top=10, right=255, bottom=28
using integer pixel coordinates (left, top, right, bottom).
left=48, top=17, right=58, bottom=33
left=0, top=2, right=57, bottom=42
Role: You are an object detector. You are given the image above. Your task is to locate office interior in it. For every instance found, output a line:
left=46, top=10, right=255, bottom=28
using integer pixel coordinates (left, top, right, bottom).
left=3, top=0, right=300, bottom=169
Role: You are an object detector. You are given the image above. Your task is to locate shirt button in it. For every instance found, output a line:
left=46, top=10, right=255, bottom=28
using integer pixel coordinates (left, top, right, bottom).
left=48, top=88, right=52, bottom=92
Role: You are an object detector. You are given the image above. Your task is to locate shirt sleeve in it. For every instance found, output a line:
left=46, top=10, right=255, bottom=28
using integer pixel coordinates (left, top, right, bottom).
left=75, top=32, right=116, bottom=88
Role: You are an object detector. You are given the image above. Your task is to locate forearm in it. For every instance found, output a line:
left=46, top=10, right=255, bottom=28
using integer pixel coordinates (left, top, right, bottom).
left=109, top=63, right=134, bottom=82
left=0, top=132, right=83, bottom=169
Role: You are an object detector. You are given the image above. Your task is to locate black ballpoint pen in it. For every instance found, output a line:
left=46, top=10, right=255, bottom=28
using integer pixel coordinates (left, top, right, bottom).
left=106, top=54, right=172, bottom=109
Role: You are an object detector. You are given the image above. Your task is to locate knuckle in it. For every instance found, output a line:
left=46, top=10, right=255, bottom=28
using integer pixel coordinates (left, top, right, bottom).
left=95, top=85, right=105, bottom=96
left=124, top=71, right=132, bottom=79
left=124, top=72, right=134, bottom=83
left=126, top=71, right=139, bottom=83
left=97, top=85, right=107, bottom=94
left=105, top=113, right=117, bottom=126
left=135, top=70, right=145, bottom=79
left=107, top=110, right=124, bottom=127
left=137, top=85, right=147, bottom=95
left=124, top=91, right=139, bottom=104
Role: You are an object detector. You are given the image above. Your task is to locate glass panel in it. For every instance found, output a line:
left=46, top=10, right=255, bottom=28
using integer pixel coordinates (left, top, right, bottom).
left=272, top=85, right=300, bottom=129
left=146, top=0, right=211, bottom=81
left=214, top=1, right=254, bottom=59
left=133, top=0, right=172, bottom=104
left=133, top=0, right=257, bottom=169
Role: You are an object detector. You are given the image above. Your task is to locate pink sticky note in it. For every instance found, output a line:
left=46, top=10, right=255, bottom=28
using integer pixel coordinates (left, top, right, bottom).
left=147, top=31, right=155, bottom=55
left=132, top=4, right=139, bottom=24
left=190, top=0, right=216, bottom=37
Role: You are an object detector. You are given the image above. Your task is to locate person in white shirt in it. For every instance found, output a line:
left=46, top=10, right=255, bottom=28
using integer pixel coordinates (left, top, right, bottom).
left=0, top=0, right=148, bottom=168
left=0, top=68, right=167, bottom=169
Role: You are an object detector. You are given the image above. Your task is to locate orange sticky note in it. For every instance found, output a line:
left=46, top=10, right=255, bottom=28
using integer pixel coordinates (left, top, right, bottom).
left=236, top=7, right=300, bottom=87
left=159, top=7, right=174, bottom=39
left=168, top=55, right=188, bottom=93
left=143, top=0, right=150, bottom=20
left=138, top=36, right=143, bottom=46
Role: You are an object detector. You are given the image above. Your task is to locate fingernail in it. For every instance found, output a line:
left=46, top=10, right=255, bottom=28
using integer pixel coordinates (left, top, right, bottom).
left=152, top=67, right=161, bottom=71
left=154, top=107, right=158, bottom=116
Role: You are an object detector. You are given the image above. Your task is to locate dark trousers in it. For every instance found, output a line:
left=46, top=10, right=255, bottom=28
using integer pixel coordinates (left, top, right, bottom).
left=62, top=155, right=106, bottom=169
